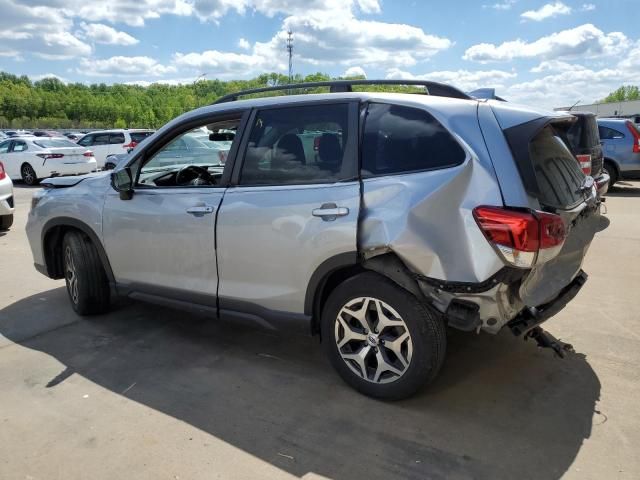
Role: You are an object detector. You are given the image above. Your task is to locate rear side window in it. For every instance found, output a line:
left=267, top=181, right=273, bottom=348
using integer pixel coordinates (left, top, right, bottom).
left=239, top=103, right=352, bottom=186
left=93, top=134, right=110, bottom=145
left=0, top=140, right=10, bottom=153
left=598, top=126, right=625, bottom=140
left=530, top=126, right=585, bottom=209
left=110, top=133, right=125, bottom=144
left=130, top=132, right=153, bottom=143
left=362, top=103, right=466, bottom=177
left=12, top=141, right=27, bottom=152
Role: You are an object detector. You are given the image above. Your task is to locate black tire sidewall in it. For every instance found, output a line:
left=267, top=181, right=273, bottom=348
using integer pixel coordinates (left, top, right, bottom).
left=0, top=214, right=12, bottom=231
left=62, top=231, right=110, bottom=315
left=321, top=272, right=445, bottom=400
left=604, top=162, right=618, bottom=187
left=21, top=164, right=37, bottom=186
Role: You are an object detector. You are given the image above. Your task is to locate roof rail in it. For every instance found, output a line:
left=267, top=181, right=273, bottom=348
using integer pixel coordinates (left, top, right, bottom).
left=212, top=79, right=471, bottom=104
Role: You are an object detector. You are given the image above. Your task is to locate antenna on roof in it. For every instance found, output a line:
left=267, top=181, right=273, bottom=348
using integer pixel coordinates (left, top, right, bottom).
left=568, top=99, right=581, bottom=111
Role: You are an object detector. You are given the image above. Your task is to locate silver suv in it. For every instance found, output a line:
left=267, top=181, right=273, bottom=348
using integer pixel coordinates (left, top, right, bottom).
left=26, top=80, right=603, bottom=399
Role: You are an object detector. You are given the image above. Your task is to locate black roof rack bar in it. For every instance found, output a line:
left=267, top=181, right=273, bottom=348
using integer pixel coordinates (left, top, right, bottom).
left=212, top=79, right=471, bottom=104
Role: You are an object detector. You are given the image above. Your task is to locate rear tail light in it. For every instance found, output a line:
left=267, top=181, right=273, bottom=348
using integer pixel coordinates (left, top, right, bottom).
left=83, top=151, right=94, bottom=157
left=36, top=153, right=64, bottom=160
left=626, top=121, right=640, bottom=153
left=313, top=136, right=321, bottom=151
left=0, top=162, right=5, bottom=180
left=218, top=150, right=228, bottom=165
left=123, top=142, right=137, bottom=149
left=473, top=206, right=567, bottom=268
left=576, top=154, right=592, bottom=175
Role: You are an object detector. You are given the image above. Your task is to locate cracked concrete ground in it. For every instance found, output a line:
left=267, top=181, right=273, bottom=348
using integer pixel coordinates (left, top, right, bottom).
left=1, top=182, right=639, bottom=480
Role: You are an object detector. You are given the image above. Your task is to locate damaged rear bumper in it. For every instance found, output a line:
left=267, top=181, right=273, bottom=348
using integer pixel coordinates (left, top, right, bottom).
left=507, top=270, right=588, bottom=336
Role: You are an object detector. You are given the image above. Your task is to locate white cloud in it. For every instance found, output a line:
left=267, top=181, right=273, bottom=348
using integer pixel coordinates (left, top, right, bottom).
left=483, top=0, right=517, bottom=10
left=79, top=56, right=176, bottom=76
left=521, top=2, right=571, bottom=21
left=80, top=23, right=139, bottom=46
left=238, top=38, right=251, bottom=50
left=173, top=50, right=278, bottom=77
left=581, top=3, right=596, bottom=11
left=463, top=24, right=628, bottom=63
left=385, top=67, right=517, bottom=91
left=343, top=66, right=367, bottom=78
left=0, top=0, right=90, bottom=59
left=529, top=59, right=577, bottom=73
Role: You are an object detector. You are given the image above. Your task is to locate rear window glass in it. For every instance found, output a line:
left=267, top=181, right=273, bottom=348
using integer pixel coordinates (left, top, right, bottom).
left=34, top=139, right=77, bottom=148
left=566, top=115, right=599, bottom=150
left=530, top=126, right=585, bottom=209
left=130, top=131, right=153, bottom=143
left=110, top=133, right=125, bottom=144
left=362, top=103, right=466, bottom=176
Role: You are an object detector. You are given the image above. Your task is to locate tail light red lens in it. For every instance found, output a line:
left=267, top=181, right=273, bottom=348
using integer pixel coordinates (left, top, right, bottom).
left=626, top=121, right=640, bottom=153
left=0, top=162, right=5, bottom=180
left=36, top=153, right=64, bottom=159
left=83, top=151, right=93, bottom=157
left=313, top=136, right=321, bottom=151
left=123, top=142, right=137, bottom=149
left=576, top=154, right=592, bottom=175
left=473, top=206, right=566, bottom=268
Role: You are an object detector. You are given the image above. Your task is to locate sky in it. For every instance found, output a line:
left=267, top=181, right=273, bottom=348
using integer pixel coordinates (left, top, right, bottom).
left=0, top=0, right=638, bottom=108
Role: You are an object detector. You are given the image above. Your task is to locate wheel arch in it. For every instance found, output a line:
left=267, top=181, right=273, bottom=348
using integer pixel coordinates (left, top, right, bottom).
left=41, top=217, right=115, bottom=286
left=603, top=157, right=620, bottom=175
left=306, top=251, right=426, bottom=337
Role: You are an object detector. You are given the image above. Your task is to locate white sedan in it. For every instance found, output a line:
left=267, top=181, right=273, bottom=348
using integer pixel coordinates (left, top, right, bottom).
left=0, top=137, right=97, bottom=186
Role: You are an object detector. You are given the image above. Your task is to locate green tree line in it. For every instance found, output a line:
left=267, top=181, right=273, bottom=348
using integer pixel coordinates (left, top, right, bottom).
left=601, top=85, right=640, bottom=103
left=0, top=71, right=395, bottom=130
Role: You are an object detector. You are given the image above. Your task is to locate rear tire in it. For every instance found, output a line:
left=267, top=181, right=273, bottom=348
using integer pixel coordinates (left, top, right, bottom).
left=21, top=163, right=39, bottom=186
left=604, top=161, right=618, bottom=188
left=0, top=214, right=12, bottom=231
left=321, top=272, right=446, bottom=400
left=62, top=231, right=111, bottom=315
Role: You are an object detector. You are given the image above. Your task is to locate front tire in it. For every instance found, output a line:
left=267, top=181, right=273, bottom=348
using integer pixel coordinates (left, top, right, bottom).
left=0, top=214, right=13, bottom=231
left=321, top=272, right=446, bottom=400
left=62, top=231, right=111, bottom=315
left=21, top=163, right=39, bottom=186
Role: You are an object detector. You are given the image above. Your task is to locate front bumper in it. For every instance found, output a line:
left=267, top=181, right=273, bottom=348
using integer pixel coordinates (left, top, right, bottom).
left=507, top=270, right=588, bottom=336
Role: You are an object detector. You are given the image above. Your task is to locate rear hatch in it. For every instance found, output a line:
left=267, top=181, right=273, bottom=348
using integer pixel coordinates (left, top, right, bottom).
left=498, top=111, right=603, bottom=307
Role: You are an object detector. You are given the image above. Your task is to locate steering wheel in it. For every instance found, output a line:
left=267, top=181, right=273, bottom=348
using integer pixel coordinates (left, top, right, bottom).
left=175, top=165, right=215, bottom=186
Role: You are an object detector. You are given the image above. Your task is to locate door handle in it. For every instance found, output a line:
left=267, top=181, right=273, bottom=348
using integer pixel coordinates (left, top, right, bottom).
left=186, top=205, right=215, bottom=216
left=312, top=203, right=349, bottom=221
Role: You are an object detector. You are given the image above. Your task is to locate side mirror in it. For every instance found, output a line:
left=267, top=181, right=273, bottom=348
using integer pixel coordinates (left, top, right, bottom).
left=111, top=167, right=134, bottom=200
left=209, top=132, right=235, bottom=142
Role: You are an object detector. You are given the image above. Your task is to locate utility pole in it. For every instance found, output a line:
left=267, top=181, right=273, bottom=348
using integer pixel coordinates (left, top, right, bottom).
left=286, top=30, right=293, bottom=85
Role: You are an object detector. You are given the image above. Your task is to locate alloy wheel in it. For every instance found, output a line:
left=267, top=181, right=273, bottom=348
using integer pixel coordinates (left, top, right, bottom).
left=65, top=245, right=79, bottom=304
left=22, top=165, right=35, bottom=185
left=334, top=296, right=413, bottom=384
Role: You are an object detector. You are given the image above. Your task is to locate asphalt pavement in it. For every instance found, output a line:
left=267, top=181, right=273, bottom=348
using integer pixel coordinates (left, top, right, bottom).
left=1, top=182, right=639, bottom=480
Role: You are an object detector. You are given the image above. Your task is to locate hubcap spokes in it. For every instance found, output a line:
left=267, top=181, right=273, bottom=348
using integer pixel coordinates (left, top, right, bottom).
left=65, top=246, right=78, bottom=304
left=23, top=168, right=33, bottom=183
left=335, top=297, right=413, bottom=384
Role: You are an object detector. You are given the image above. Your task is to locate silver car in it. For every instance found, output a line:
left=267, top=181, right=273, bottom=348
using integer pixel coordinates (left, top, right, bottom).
left=26, top=80, right=604, bottom=399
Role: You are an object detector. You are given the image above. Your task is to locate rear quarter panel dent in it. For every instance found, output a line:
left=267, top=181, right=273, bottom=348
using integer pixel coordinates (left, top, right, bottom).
left=360, top=155, right=505, bottom=283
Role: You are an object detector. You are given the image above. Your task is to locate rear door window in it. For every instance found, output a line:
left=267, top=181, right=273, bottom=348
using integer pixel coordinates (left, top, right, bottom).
left=529, top=126, right=585, bottom=209
left=11, top=141, right=27, bottom=152
left=239, top=103, right=353, bottom=185
left=110, top=133, right=125, bottom=144
left=361, top=103, right=466, bottom=176
left=92, top=133, right=110, bottom=145
left=566, top=115, right=598, bottom=150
